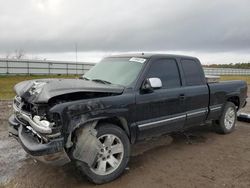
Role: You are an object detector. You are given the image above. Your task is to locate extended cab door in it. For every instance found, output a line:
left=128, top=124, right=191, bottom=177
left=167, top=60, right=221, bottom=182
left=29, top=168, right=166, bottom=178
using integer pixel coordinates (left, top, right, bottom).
left=180, top=59, right=209, bottom=128
left=135, top=58, right=186, bottom=139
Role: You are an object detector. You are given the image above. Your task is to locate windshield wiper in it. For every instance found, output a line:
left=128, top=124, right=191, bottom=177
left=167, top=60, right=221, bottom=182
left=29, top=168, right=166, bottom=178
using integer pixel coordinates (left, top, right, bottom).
left=91, top=79, right=112, bottom=84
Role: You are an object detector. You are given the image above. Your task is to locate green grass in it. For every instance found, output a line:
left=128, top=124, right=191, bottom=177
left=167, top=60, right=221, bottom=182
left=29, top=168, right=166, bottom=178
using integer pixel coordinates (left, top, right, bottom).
left=220, top=75, right=250, bottom=84
left=0, top=75, right=77, bottom=100
left=0, top=75, right=249, bottom=100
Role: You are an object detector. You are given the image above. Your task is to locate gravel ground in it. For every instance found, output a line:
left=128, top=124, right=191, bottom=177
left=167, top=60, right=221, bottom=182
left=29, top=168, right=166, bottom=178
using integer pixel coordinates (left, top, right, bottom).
left=0, top=98, right=250, bottom=188
left=0, top=101, right=27, bottom=185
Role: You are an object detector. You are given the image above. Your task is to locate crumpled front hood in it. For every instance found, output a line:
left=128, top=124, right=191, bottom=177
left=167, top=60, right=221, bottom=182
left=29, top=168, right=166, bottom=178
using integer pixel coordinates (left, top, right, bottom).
left=14, top=78, right=124, bottom=103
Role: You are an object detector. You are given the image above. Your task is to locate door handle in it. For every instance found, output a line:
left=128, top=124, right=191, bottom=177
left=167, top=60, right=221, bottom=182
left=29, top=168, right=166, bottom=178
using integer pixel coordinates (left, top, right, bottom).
left=179, top=94, right=186, bottom=100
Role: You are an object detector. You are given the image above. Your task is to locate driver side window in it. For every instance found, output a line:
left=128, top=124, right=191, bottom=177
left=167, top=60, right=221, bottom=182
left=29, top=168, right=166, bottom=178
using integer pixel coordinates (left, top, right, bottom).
left=147, top=59, right=181, bottom=89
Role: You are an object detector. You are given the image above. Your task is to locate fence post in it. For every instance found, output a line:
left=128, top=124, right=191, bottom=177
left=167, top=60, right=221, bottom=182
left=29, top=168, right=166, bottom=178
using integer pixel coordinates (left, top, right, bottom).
left=6, top=60, right=9, bottom=74
left=27, top=62, right=30, bottom=75
left=66, top=63, right=68, bottom=75
left=75, top=63, right=77, bottom=75
left=48, top=62, right=51, bottom=75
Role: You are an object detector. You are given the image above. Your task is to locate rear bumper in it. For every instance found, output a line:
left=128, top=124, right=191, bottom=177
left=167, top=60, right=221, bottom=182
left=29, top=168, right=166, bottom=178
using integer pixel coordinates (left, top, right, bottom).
left=8, top=114, right=70, bottom=165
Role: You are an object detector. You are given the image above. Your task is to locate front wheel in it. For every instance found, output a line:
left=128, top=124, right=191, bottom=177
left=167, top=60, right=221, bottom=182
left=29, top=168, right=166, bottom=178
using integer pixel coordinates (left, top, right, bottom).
left=76, top=123, right=130, bottom=184
left=214, top=102, right=237, bottom=134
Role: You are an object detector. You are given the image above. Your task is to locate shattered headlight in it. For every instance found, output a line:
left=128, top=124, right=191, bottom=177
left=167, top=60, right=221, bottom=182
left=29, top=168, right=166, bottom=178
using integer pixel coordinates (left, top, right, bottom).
left=29, top=81, right=47, bottom=95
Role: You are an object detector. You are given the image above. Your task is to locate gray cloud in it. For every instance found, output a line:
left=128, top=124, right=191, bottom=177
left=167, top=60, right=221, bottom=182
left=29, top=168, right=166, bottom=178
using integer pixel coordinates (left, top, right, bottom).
left=0, top=0, right=250, bottom=54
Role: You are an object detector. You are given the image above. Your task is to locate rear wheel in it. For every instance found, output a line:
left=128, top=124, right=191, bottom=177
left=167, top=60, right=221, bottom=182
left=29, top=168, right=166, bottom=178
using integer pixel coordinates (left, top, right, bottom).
left=76, top=123, right=130, bottom=184
left=214, top=102, right=237, bottom=134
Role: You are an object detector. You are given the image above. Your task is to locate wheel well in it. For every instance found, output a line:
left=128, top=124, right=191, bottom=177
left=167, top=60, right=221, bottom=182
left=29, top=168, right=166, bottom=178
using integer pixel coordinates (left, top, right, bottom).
left=97, top=117, right=130, bottom=138
left=227, top=96, right=240, bottom=109
left=69, top=117, right=131, bottom=148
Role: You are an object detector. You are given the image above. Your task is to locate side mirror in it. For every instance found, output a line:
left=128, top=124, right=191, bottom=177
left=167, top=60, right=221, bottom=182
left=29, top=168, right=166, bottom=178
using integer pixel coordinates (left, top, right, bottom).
left=142, top=77, right=162, bottom=91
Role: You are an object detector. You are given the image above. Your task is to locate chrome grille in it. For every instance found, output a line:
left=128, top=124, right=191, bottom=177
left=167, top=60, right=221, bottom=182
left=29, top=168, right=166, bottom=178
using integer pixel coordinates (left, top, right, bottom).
left=14, top=96, right=22, bottom=109
left=13, top=96, right=31, bottom=123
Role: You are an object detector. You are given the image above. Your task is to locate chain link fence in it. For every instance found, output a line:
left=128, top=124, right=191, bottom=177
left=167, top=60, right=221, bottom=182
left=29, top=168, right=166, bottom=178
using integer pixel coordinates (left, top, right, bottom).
left=203, top=67, right=250, bottom=76
left=0, top=58, right=95, bottom=75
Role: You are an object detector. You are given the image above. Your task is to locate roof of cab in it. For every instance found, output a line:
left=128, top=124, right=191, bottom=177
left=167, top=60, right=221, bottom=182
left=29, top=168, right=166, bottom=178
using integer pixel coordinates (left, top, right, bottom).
left=108, top=53, right=197, bottom=60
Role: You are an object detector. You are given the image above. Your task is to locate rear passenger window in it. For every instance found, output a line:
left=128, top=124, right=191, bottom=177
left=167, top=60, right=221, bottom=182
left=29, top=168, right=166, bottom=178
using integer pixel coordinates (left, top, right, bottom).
left=181, top=59, right=205, bottom=86
left=147, top=59, right=181, bottom=88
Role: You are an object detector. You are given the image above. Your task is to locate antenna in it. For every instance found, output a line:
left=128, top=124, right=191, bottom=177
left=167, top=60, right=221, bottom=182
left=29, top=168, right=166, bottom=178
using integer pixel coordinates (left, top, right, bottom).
left=75, top=43, right=78, bottom=75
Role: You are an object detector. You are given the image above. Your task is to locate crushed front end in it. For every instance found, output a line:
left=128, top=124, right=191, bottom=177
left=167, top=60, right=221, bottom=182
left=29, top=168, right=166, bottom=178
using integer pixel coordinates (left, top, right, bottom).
left=8, top=95, right=70, bottom=165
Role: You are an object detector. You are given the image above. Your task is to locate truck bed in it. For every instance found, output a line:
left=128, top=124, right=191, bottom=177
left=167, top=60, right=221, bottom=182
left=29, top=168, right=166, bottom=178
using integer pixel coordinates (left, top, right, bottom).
left=207, top=80, right=247, bottom=120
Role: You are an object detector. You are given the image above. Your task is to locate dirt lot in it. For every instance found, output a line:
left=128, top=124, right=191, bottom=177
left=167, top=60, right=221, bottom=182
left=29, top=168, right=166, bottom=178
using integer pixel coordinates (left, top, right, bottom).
left=1, top=98, right=250, bottom=188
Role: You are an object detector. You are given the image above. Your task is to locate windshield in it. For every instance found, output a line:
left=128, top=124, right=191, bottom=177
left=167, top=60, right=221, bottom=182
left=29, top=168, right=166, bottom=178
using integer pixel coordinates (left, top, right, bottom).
left=83, top=57, right=146, bottom=86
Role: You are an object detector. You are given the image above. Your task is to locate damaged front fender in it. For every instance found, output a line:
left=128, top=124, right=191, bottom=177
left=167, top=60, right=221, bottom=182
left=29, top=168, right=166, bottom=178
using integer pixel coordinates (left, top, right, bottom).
left=49, top=98, right=131, bottom=136
left=49, top=99, right=107, bottom=133
left=49, top=93, right=135, bottom=159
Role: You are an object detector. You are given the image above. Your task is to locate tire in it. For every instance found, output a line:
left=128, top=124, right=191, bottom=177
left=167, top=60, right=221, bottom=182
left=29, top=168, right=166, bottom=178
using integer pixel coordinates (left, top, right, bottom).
left=214, top=102, right=237, bottom=134
left=76, top=123, right=130, bottom=184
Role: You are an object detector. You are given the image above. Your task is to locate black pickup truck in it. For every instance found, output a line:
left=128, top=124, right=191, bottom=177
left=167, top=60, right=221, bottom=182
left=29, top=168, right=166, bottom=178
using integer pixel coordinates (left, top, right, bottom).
left=9, top=54, right=247, bottom=184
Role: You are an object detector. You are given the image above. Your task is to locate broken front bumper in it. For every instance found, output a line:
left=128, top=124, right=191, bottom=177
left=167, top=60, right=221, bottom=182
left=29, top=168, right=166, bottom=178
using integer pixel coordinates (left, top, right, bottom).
left=8, top=114, right=70, bottom=165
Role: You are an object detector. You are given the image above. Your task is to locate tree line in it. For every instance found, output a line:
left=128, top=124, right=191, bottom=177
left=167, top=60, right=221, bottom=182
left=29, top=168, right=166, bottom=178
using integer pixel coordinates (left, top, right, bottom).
left=203, top=63, right=250, bottom=69
left=1, top=49, right=45, bottom=60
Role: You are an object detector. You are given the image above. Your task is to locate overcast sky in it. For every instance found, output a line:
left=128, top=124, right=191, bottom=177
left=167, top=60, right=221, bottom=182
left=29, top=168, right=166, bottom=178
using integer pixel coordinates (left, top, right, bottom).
left=0, top=0, right=250, bottom=64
